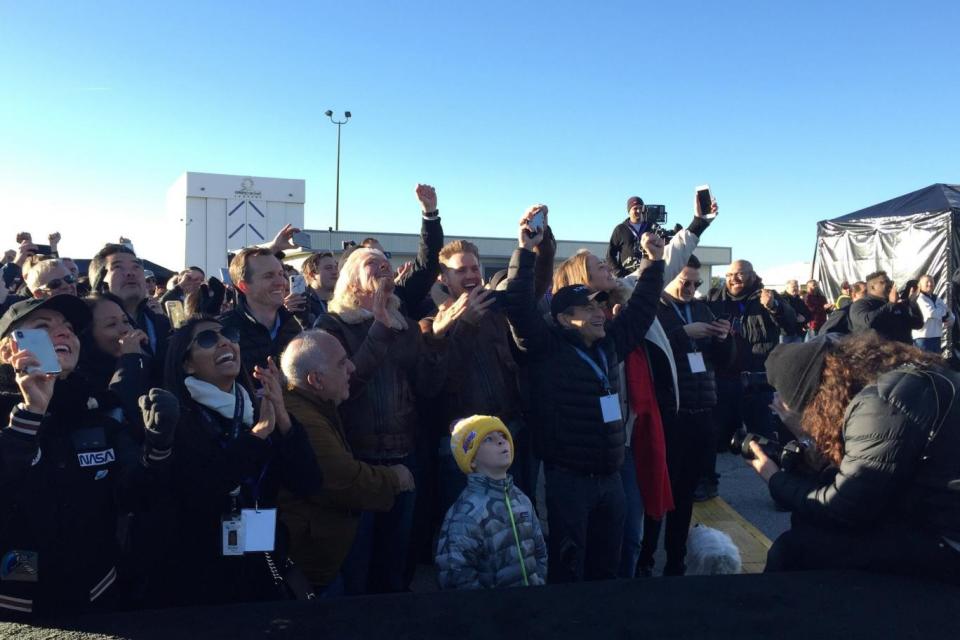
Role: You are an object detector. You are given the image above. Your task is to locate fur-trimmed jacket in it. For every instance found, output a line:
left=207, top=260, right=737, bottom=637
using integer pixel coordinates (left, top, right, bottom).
left=316, top=293, right=448, bottom=460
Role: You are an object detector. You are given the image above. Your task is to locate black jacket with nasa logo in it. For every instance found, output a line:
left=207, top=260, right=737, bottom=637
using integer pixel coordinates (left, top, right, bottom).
left=0, top=376, right=170, bottom=616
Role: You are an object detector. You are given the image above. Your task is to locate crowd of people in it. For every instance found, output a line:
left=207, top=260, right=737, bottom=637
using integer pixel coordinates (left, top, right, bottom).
left=1, top=184, right=959, bottom=618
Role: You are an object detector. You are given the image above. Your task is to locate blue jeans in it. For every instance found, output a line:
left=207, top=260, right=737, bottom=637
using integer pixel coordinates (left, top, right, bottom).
left=340, top=453, right=417, bottom=595
left=915, top=337, right=941, bottom=353
left=618, top=446, right=645, bottom=578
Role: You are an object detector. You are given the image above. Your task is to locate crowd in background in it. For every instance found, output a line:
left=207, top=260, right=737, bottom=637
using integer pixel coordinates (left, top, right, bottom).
left=1, top=183, right=959, bottom=618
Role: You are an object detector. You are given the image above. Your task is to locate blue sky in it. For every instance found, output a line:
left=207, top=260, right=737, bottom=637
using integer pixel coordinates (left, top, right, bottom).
left=1, top=1, right=957, bottom=277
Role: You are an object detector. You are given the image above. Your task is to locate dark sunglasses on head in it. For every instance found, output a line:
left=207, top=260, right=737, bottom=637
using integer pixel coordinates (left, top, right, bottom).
left=190, top=326, right=241, bottom=349
left=42, top=274, right=77, bottom=290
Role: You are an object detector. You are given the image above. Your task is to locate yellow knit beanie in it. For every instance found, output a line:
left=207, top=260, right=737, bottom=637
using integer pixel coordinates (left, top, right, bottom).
left=450, top=415, right=514, bottom=475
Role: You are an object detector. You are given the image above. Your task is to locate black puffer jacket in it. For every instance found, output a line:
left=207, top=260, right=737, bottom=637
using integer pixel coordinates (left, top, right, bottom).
left=504, top=248, right=664, bottom=475
left=709, top=283, right=797, bottom=373
left=769, top=365, right=960, bottom=541
left=657, top=294, right=735, bottom=411
left=219, top=297, right=305, bottom=378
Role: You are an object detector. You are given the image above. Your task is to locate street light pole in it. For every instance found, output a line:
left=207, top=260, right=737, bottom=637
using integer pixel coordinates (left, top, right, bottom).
left=325, top=110, right=351, bottom=230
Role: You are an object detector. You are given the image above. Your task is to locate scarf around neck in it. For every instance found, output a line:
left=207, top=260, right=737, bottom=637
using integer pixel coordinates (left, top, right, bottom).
left=184, top=376, right=254, bottom=426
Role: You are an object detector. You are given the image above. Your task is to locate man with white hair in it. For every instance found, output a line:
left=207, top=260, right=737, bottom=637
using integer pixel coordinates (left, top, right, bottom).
left=23, top=258, right=78, bottom=299
left=278, top=329, right=414, bottom=594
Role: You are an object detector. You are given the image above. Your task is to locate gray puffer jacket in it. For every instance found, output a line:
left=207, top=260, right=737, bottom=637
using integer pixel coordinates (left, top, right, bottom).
left=436, top=474, right=546, bottom=590
left=770, top=365, right=960, bottom=541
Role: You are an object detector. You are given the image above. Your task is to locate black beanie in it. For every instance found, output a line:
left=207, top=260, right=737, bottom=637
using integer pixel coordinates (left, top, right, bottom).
left=764, top=334, right=839, bottom=413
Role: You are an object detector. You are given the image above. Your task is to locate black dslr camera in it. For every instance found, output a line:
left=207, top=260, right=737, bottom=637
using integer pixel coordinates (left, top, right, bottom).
left=730, top=429, right=807, bottom=472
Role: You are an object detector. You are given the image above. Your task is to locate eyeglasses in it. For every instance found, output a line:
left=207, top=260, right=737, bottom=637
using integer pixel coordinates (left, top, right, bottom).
left=189, top=326, right=241, bottom=350
left=41, top=274, right=77, bottom=290
left=681, top=280, right=703, bottom=288
left=725, top=272, right=752, bottom=281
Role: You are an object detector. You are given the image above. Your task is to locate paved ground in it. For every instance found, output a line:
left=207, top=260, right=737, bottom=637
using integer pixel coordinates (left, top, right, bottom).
left=711, top=451, right=790, bottom=541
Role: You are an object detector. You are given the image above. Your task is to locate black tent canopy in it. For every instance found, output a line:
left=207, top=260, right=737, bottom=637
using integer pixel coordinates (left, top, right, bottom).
left=813, top=183, right=960, bottom=303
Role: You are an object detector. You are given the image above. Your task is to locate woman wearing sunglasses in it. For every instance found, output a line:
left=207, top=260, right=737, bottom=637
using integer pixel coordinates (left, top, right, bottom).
left=159, top=316, right=322, bottom=606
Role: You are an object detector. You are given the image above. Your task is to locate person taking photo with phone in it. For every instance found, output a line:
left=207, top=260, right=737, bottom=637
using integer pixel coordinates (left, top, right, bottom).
left=0, top=296, right=177, bottom=615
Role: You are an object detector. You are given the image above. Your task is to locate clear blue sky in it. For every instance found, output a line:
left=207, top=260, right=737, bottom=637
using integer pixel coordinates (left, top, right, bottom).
left=1, top=1, right=957, bottom=276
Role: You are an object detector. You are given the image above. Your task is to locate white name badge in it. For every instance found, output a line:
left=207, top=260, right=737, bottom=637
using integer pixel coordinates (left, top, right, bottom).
left=600, top=394, right=623, bottom=423
left=688, top=352, right=707, bottom=374
left=241, top=508, right=277, bottom=552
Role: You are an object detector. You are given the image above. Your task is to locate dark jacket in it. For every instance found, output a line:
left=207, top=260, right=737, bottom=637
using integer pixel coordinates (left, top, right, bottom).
left=782, top=293, right=808, bottom=334
left=820, top=305, right=853, bottom=336
left=657, top=294, right=735, bottom=411
left=504, top=248, right=664, bottom=475
left=606, top=219, right=645, bottom=278
left=164, top=395, right=321, bottom=606
left=219, top=297, right=305, bottom=378
left=849, top=295, right=924, bottom=344
left=0, top=376, right=170, bottom=615
left=393, top=215, right=444, bottom=317
left=279, top=389, right=398, bottom=588
left=709, top=283, right=797, bottom=373
left=316, top=306, right=448, bottom=460
left=769, top=366, right=960, bottom=542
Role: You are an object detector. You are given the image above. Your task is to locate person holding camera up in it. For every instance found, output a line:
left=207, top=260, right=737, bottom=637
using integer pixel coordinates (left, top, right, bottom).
left=849, top=271, right=923, bottom=344
left=746, top=332, right=960, bottom=583
left=503, top=207, right=665, bottom=582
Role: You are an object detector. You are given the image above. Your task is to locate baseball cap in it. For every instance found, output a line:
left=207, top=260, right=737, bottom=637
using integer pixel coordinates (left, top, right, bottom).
left=550, top=285, right=608, bottom=319
left=0, top=295, right=92, bottom=339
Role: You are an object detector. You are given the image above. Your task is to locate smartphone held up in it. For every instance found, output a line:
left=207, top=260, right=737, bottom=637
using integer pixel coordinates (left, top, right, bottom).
left=13, top=329, right=62, bottom=375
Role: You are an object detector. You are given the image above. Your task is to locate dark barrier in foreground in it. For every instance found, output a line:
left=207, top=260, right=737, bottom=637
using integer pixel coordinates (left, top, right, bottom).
left=3, top=571, right=957, bottom=640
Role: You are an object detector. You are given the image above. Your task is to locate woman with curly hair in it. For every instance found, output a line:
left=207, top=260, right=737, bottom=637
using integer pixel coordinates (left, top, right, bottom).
left=747, top=331, right=960, bottom=583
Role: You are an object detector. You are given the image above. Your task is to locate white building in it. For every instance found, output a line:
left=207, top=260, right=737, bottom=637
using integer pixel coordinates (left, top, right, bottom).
left=167, top=172, right=305, bottom=276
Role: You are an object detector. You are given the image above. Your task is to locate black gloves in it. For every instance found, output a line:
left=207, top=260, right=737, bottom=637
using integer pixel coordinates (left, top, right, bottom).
left=139, top=388, right=179, bottom=452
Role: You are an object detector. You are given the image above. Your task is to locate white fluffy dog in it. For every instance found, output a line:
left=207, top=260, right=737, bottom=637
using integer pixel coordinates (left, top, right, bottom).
left=685, top=524, right=742, bottom=575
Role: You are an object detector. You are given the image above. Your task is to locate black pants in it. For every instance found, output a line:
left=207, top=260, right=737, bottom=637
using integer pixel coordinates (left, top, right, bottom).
left=640, top=409, right=715, bottom=575
left=545, top=466, right=625, bottom=583
left=766, top=513, right=960, bottom=585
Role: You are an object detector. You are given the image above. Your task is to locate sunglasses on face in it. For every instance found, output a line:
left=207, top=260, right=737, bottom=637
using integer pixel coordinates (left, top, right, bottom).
left=41, top=274, right=77, bottom=290
left=681, top=280, right=703, bottom=288
left=190, top=326, right=241, bottom=350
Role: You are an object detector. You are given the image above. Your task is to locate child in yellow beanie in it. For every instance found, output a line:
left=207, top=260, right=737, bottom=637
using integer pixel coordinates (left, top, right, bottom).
left=435, top=415, right=547, bottom=589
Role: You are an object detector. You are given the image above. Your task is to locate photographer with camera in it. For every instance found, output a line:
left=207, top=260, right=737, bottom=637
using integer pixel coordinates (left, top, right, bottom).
left=744, top=332, right=960, bottom=583
left=849, top=270, right=923, bottom=344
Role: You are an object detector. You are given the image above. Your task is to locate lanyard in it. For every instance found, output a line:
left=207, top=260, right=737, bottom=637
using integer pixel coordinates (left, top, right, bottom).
left=230, top=385, right=244, bottom=441
left=670, top=300, right=700, bottom=352
left=572, top=346, right=612, bottom=394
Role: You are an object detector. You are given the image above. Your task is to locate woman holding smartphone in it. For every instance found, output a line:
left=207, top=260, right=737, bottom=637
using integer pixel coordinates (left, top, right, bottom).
left=0, top=296, right=177, bottom=615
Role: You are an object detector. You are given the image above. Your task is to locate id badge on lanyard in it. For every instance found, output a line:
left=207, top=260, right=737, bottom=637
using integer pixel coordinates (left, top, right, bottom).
left=672, top=300, right=708, bottom=375
left=573, top=347, right=622, bottom=424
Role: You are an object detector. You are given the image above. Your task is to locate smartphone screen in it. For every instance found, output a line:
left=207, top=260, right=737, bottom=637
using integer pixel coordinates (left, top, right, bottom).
left=219, top=267, right=232, bottom=286
left=13, top=329, right=62, bottom=374
left=696, top=185, right=713, bottom=217
left=165, top=300, right=186, bottom=329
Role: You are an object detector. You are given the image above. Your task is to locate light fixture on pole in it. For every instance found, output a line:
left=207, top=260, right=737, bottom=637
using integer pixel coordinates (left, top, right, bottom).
left=325, top=110, right=351, bottom=231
